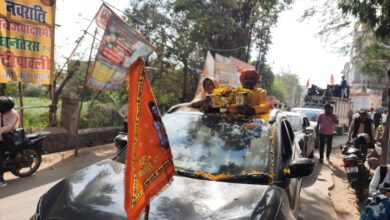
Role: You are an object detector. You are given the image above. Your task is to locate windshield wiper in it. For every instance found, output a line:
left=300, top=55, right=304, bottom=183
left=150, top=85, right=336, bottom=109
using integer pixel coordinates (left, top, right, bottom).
left=219, top=174, right=271, bottom=184
left=176, top=170, right=211, bottom=180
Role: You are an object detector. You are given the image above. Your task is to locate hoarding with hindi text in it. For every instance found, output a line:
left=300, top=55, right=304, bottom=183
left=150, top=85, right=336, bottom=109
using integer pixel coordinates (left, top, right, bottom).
left=0, top=0, right=55, bottom=85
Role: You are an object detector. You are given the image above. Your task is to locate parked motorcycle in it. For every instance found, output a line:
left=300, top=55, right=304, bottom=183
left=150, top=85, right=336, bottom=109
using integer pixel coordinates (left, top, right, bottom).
left=114, top=132, right=127, bottom=154
left=340, top=133, right=371, bottom=201
left=3, top=130, right=49, bottom=177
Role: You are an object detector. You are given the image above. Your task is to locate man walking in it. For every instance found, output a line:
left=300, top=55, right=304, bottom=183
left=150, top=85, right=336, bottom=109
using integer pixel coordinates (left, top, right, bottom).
left=316, top=104, right=339, bottom=163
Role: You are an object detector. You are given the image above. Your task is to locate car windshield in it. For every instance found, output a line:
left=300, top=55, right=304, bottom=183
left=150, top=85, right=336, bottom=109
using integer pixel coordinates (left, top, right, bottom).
left=295, top=110, right=320, bottom=122
left=162, top=112, right=273, bottom=176
left=286, top=115, right=302, bottom=132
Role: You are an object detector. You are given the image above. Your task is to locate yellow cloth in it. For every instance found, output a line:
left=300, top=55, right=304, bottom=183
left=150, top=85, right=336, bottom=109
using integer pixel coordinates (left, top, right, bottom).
left=249, top=88, right=270, bottom=114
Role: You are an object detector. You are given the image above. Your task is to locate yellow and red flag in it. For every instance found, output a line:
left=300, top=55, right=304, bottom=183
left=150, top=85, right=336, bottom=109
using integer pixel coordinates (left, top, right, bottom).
left=306, top=79, right=310, bottom=89
left=330, top=74, right=335, bottom=86
left=124, top=58, right=176, bottom=219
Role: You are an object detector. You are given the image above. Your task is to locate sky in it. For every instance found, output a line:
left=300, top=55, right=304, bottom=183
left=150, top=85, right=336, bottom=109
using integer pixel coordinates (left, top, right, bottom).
left=55, top=0, right=353, bottom=88
left=268, top=0, right=352, bottom=88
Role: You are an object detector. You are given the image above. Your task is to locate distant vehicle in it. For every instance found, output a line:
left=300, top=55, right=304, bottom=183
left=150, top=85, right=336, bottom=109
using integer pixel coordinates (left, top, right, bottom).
left=284, top=112, right=315, bottom=158
left=291, top=107, right=323, bottom=148
left=31, top=107, right=314, bottom=220
left=303, top=96, right=352, bottom=135
left=291, top=107, right=323, bottom=127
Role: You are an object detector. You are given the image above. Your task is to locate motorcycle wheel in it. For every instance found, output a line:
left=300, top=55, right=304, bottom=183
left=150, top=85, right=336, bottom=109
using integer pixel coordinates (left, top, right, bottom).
left=351, top=181, right=365, bottom=202
left=11, top=148, right=42, bottom=178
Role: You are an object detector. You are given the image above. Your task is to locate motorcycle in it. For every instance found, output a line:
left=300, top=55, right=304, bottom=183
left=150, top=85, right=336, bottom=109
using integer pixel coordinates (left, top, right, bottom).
left=3, top=130, right=49, bottom=177
left=340, top=133, right=371, bottom=201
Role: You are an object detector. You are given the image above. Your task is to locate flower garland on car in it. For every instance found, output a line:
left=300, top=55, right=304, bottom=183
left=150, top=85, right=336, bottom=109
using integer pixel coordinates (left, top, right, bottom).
left=212, top=87, right=252, bottom=96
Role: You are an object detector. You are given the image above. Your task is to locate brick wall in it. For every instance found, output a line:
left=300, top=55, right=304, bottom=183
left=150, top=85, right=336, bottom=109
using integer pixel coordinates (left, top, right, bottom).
left=38, top=126, right=122, bottom=154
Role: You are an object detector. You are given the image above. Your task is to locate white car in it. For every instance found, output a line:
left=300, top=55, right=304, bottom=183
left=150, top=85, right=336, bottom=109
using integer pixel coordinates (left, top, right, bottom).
left=291, top=108, right=324, bottom=148
left=284, top=111, right=315, bottom=158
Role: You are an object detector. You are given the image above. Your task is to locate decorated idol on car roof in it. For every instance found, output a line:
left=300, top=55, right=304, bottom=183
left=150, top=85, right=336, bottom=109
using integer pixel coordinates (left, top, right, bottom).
left=195, top=69, right=270, bottom=117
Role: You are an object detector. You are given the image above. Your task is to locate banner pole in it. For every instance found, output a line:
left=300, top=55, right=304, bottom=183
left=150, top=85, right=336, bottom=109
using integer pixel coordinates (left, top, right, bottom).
left=74, top=28, right=98, bottom=156
left=144, top=204, right=150, bottom=220
left=18, top=82, right=24, bottom=128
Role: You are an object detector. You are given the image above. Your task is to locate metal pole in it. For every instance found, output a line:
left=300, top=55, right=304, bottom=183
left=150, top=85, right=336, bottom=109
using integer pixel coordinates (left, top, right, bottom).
left=74, top=28, right=98, bottom=156
left=18, top=82, right=24, bottom=127
left=144, top=204, right=150, bottom=220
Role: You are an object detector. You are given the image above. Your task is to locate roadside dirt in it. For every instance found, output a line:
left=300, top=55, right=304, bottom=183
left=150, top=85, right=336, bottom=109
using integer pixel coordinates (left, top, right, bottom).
left=327, top=148, right=362, bottom=220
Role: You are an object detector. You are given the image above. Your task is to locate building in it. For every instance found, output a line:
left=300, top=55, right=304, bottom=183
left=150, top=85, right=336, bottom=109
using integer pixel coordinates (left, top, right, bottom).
left=342, top=24, right=389, bottom=111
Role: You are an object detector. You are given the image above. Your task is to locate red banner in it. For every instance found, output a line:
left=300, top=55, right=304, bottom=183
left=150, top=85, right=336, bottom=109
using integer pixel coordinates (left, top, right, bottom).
left=124, top=58, right=176, bottom=219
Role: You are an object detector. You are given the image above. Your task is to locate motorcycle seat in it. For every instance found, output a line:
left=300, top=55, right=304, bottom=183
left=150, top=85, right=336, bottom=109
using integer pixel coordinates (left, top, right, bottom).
left=114, top=134, right=127, bottom=150
left=344, top=154, right=359, bottom=160
left=26, top=133, right=40, bottom=140
left=347, top=148, right=361, bottom=155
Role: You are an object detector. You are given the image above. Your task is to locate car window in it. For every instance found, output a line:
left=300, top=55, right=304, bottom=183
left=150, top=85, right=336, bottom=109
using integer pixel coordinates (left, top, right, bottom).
left=286, top=115, right=302, bottom=132
left=281, top=120, right=293, bottom=162
left=163, top=112, right=273, bottom=176
left=294, top=110, right=320, bottom=122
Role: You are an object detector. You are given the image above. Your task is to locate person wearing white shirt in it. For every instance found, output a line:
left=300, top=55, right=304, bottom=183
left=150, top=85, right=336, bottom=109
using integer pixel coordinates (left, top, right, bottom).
left=369, top=107, right=375, bottom=120
left=383, top=110, right=388, bottom=124
left=369, top=165, right=390, bottom=196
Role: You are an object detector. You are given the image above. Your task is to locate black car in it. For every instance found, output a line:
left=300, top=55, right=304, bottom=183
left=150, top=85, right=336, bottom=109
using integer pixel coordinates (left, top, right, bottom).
left=31, top=107, right=314, bottom=220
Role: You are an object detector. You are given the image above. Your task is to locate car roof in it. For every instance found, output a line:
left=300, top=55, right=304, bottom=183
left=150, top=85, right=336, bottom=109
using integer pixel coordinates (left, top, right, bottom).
left=283, top=111, right=303, bottom=117
left=291, top=107, right=323, bottom=112
left=167, top=103, right=283, bottom=123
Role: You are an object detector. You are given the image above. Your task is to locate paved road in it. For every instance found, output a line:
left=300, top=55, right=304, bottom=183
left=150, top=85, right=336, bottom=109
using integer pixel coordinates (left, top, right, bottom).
left=298, top=134, right=347, bottom=220
left=0, top=144, right=117, bottom=220
left=0, top=136, right=348, bottom=220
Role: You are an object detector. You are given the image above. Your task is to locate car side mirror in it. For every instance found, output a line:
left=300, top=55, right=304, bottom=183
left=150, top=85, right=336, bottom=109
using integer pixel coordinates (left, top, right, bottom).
left=283, top=158, right=315, bottom=178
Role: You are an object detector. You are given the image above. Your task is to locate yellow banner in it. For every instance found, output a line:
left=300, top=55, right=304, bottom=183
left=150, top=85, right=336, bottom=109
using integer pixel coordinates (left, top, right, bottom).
left=0, top=0, right=54, bottom=85
left=0, top=0, right=55, bottom=27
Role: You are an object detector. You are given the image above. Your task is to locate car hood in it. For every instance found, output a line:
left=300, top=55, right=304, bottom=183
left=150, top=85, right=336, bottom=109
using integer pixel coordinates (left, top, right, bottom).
left=39, top=160, right=292, bottom=220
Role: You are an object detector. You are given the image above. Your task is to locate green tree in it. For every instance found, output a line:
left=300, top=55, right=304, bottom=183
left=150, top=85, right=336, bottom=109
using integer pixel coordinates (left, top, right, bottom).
left=338, top=1, right=390, bottom=164
left=126, top=0, right=288, bottom=108
left=272, top=73, right=302, bottom=107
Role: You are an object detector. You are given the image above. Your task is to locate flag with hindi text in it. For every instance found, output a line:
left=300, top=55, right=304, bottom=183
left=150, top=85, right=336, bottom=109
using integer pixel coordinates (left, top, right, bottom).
left=124, top=58, right=175, bottom=219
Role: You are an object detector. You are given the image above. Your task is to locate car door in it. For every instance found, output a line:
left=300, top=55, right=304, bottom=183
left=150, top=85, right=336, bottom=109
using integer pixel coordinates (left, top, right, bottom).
left=280, top=119, right=301, bottom=214
left=301, top=116, right=313, bottom=156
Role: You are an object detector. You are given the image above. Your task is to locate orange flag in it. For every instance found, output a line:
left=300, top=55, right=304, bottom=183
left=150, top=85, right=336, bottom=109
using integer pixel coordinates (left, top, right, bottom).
left=124, top=58, right=176, bottom=219
left=330, top=74, right=335, bottom=86
left=306, top=79, right=310, bottom=89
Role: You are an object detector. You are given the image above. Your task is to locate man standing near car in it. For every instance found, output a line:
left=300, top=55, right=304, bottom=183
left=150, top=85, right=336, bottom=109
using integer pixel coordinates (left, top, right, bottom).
left=316, top=104, right=339, bottom=163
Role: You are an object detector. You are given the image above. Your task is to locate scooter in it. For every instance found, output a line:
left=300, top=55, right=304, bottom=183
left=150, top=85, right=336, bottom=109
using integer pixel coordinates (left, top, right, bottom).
left=114, top=132, right=127, bottom=154
left=340, top=133, right=371, bottom=201
left=3, top=130, right=49, bottom=177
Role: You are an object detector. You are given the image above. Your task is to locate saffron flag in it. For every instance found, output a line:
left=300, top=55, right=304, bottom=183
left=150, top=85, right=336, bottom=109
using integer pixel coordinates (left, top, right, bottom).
left=330, top=74, right=335, bottom=86
left=306, top=79, right=310, bottom=89
left=124, top=58, right=176, bottom=219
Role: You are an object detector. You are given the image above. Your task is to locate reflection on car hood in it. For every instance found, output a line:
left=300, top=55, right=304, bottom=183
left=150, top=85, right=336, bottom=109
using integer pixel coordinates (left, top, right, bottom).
left=39, top=160, right=290, bottom=220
